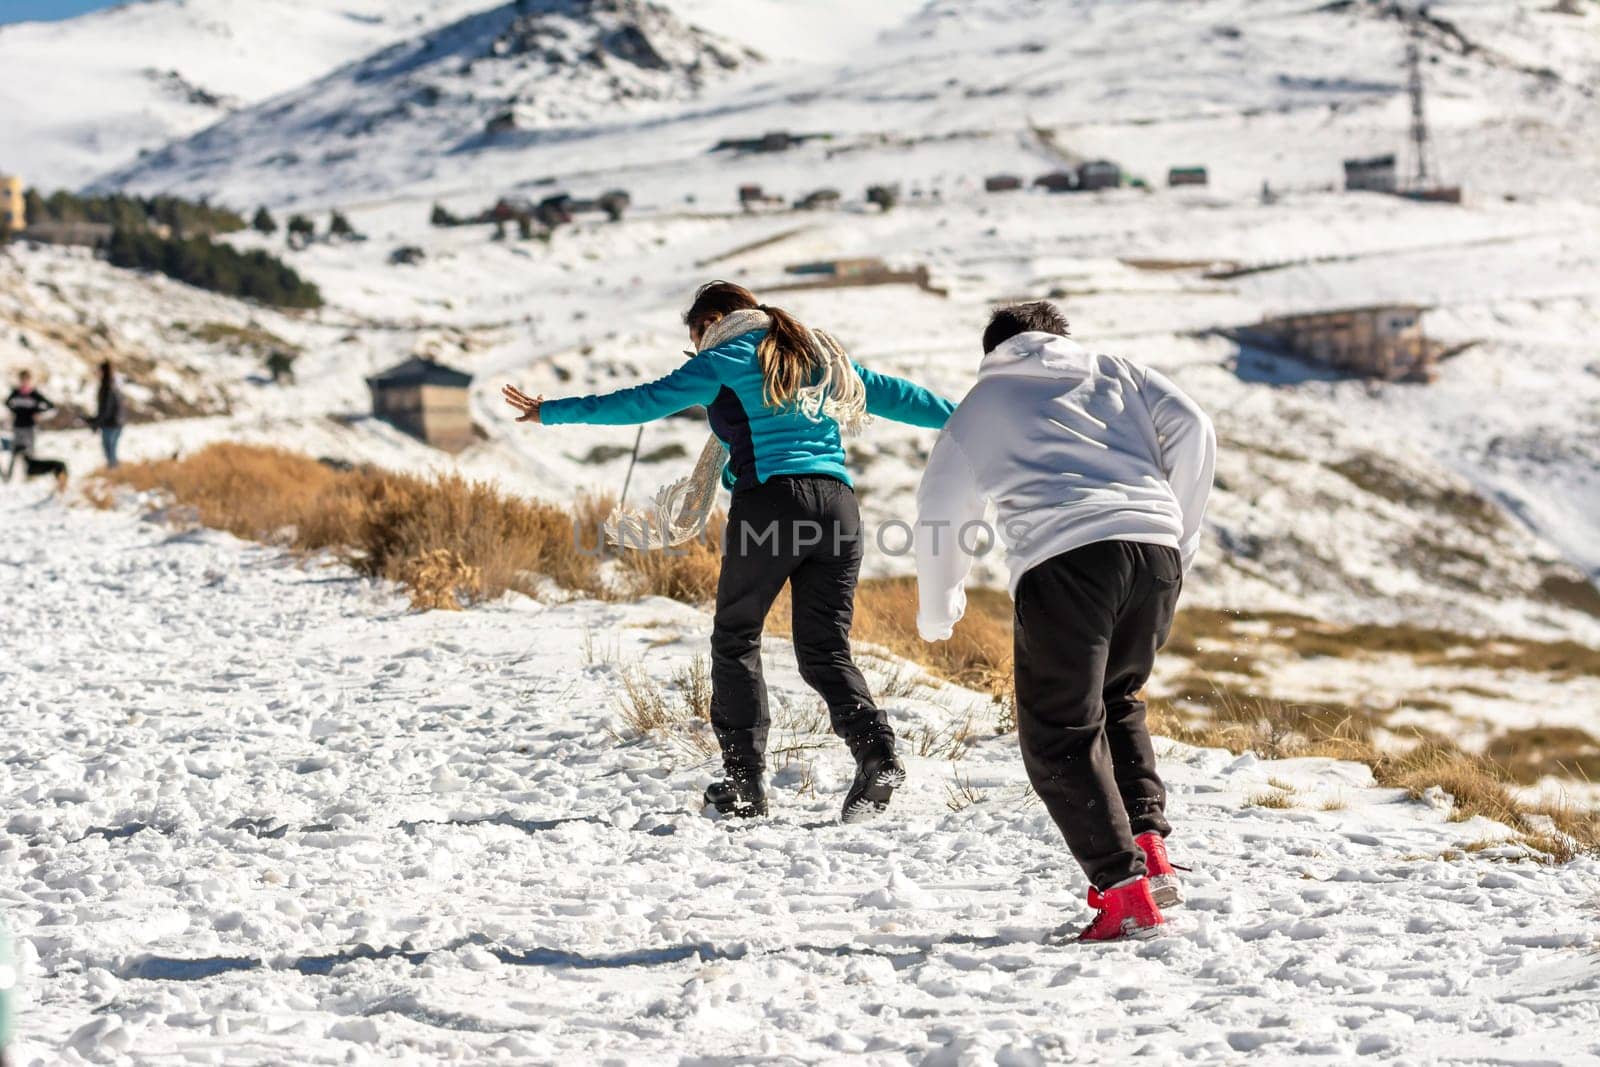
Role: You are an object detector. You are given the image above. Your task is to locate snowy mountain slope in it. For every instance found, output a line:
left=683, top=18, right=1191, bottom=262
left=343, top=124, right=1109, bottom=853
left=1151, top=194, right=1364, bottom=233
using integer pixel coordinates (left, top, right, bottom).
left=101, top=0, right=1600, bottom=208
left=95, top=0, right=762, bottom=205
left=3, top=491, right=1598, bottom=1065
left=0, top=0, right=502, bottom=189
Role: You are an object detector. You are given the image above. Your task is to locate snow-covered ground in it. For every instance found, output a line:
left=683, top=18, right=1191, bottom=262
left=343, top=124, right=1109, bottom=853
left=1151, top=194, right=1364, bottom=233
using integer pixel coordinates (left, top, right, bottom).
left=4, top=488, right=1599, bottom=1065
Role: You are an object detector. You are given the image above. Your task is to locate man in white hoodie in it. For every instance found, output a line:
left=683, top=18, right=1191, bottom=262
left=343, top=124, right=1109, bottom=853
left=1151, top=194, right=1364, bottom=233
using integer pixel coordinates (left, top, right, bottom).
left=915, top=302, right=1215, bottom=941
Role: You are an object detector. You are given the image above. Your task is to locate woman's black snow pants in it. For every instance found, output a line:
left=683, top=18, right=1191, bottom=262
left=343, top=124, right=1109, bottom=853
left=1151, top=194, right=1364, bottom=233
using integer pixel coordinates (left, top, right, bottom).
left=708, top=475, right=888, bottom=772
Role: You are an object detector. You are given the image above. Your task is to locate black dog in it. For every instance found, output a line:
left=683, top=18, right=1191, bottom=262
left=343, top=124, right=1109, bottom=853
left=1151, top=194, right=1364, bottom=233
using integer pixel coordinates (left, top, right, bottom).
left=21, top=455, right=69, bottom=490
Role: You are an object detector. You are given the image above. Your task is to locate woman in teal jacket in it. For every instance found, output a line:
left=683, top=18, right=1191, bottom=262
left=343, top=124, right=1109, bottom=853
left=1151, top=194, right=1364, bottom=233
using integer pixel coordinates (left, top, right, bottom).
left=504, top=281, right=953, bottom=823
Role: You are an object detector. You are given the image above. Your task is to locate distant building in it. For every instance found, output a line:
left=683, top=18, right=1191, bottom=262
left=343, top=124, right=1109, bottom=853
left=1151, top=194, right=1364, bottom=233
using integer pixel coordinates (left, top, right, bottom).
left=1399, top=186, right=1462, bottom=205
left=367, top=358, right=476, bottom=452
left=1077, top=160, right=1122, bottom=190
left=778, top=258, right=942, bottom=295
left=0, top=173, right=24, bottom=233
left=1168, top=166, right=1208, bottom=187
left=984, top=174, right=1023, bottom=193
left=1242, top=305, right=1435, bottom=382
left=795, top=188, right=841, bottom=211
left=485, top=111, right=519, bottom=137
left=786, top=257, right=888, bottom=279
left=1344, top=154, right=1397, bottom=193
left=491, top=196, right=538, bottom=221
left=738, top=184, right=783, bottom=212
left=711, top=131, right=824, bottom=154
left=1033, top=171, right=1076, bottom=193
left=594, top=189, right=631, bottom=221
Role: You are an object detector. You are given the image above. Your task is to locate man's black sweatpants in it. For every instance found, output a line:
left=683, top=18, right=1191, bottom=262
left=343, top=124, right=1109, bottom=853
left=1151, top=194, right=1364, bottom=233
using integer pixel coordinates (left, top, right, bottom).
left=1013, top=539, right=1181, bottom=890
left=709, top=475, right=888, bottom=771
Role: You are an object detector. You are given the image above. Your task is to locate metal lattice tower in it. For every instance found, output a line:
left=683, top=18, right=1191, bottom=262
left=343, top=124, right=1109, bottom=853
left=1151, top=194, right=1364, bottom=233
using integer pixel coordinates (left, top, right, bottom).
left=1405, top=16, right=1434, bottom=187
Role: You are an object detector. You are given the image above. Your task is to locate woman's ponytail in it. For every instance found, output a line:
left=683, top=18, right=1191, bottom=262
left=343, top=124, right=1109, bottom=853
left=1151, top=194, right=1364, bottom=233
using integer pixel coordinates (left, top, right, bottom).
left=755, top=304, right=819, bottom=411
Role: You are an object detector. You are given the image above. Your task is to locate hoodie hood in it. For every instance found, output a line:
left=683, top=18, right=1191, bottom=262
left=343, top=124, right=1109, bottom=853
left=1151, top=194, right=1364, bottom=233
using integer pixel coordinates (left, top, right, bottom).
left=978, top=332, right=1094, bottom=381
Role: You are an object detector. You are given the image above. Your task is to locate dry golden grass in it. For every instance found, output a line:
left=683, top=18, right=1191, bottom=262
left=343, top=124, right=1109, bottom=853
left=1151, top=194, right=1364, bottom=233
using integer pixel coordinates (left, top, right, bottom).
left=99, top=443, right=347, bottom=541
left=1147, top=688, right=1599, bottom=860
left=1167, top=605, right=1600, bottom=680
left=946, top=768, right=987, bottom=812
left=1369, top=742, right=1599, bottom=863
left=97, top=443, right=603, bottom=608
left=618, top=512, right=727, bottom=605
left=612, top=656, right=716, bottom=759
left=1247, top=790, right=1295, bottom=809
left=1484, top=726, right=1600, bottom=785
left=852, top=579, right=1014, bottom=698
left=1145, top=688, right=1377, bottom=763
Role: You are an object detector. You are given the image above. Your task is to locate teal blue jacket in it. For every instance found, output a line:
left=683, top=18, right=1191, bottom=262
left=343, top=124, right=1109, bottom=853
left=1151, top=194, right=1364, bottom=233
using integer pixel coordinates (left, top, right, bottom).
left=541, top=329, right=954, bottom=490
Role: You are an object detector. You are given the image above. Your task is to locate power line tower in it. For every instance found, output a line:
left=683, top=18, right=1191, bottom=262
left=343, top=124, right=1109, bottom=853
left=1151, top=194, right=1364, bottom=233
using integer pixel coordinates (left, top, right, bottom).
left=1404, top=14, right=1434, bottom=188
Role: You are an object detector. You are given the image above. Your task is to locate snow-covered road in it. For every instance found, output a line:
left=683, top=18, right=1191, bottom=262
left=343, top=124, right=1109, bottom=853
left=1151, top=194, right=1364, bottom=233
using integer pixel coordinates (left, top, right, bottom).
left=2, top=488, right=1598, bottom=1065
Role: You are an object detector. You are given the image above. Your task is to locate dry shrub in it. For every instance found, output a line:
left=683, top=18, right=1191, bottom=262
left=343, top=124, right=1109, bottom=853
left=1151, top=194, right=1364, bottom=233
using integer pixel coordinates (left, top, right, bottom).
left=851, top=578, right=1014, bottom=697
left=98, top=443, right=602, bottom=608
left=346, top=468, right=602, bottom=600
left=100, top=443, right=348, bottom=545
left=397, top=549, right=481, bottom=611
left=1370, top=743, right=1600, bottom=862
left=946, top=768, right=987, bottom=812
left=1484, top=726, right=1600, bottom=785
left=616, top=667, right=677, bottom=736
left=619, top=512, right=727, bottom=605
left=613, top=656, right=716, bottom=758
left=1147, top=688, right=1377, bottom=763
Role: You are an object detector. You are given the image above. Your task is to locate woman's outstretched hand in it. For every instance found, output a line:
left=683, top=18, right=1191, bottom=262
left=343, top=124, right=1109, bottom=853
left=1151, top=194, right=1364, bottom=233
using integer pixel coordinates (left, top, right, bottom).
left=502, top=384, right=545, bottom=424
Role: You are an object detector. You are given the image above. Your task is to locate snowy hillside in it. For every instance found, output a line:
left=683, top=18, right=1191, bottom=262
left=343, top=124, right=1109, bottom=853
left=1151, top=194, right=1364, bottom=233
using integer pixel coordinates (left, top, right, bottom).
left=102, top=0, right=1600, bottom=207
left=0, top=0, right=501, bottom=189
left=96, top=0, right=761, bottom=204
left=4, top=490, right=1598, bottom=1064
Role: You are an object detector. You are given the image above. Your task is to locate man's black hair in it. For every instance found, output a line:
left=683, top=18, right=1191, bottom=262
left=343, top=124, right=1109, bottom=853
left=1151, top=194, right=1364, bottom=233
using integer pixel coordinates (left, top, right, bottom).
left=982, top=301, right=1070, bottom=353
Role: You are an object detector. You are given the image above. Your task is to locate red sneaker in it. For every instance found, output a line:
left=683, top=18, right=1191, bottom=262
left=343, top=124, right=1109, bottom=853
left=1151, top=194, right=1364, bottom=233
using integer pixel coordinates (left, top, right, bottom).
left=1077, top=878, right=1166, bottom=942
left=1136, top=832, right=1184, bottom=908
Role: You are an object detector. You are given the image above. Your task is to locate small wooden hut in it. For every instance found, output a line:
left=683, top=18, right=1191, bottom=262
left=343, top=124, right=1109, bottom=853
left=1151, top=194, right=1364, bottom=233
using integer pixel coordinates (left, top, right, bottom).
left=367, top=358, right=475, bottom=452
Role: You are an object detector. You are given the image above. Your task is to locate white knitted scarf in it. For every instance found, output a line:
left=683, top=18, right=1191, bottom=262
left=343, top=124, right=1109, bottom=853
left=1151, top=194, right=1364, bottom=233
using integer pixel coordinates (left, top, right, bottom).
left=603, top=308, right=869, bottom=550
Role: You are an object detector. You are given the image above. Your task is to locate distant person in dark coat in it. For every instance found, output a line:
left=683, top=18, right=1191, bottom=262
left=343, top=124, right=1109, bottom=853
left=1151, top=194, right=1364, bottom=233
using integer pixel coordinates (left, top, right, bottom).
left=93, top=361, right=126, bottom=469
left=4, top=369, right=55, bottom=482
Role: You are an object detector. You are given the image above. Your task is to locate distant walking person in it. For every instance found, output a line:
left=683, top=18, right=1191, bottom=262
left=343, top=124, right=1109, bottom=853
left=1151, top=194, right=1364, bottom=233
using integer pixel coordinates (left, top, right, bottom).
left=4, top=369, right=55, bottom=482
left=915, top=302, right=1216, bottom=941
left=93, top=361, right=126, bottom=469
left=504, top=281, right=955, bottom=822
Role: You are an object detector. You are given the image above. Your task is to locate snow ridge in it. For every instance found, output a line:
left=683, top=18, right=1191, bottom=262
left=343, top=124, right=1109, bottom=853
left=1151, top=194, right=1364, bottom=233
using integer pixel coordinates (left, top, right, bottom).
left=98, top=0, right=759, bottom=203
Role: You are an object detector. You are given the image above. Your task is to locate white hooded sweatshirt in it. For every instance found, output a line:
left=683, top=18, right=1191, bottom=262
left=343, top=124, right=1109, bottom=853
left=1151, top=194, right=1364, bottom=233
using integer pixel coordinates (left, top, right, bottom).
left=915, top=332, right=1216, bottom=641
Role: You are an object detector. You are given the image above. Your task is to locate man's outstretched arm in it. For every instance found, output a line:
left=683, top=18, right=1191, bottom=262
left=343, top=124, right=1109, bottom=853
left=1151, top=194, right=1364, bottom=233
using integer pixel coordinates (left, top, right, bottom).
left=915, top=429, right=985, bottom=641
left=1143, top=367, right=1216, bottom=571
